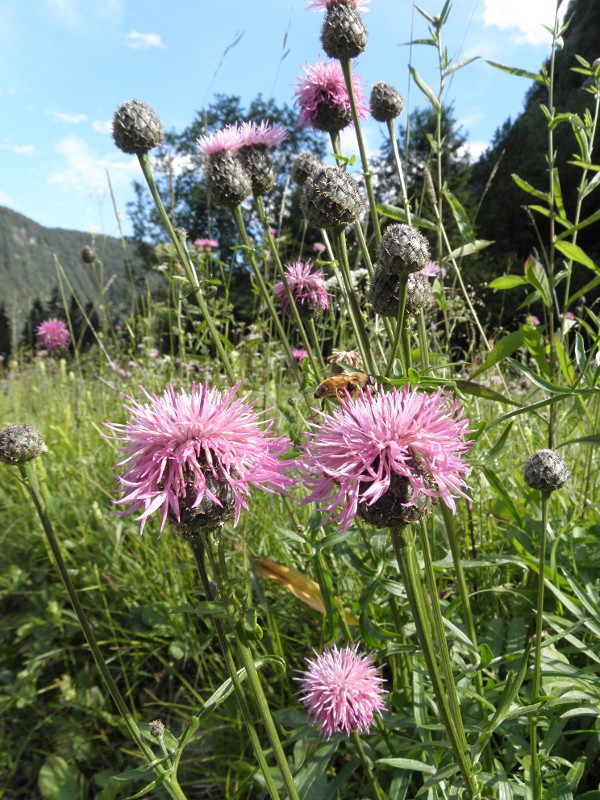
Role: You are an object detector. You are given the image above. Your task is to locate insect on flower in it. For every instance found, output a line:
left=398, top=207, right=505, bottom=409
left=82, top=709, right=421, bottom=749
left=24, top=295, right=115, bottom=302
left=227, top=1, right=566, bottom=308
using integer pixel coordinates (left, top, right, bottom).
left=314, top=371, right=376, bottom=401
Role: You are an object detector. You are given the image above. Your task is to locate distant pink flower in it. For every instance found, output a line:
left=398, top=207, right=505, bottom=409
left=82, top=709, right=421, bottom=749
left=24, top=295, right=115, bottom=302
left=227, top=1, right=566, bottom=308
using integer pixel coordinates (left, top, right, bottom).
left=527, top=314, right=541, bottom=327
left=421, top=260, right=440, bottom=277
left=237, top=120, right=288, bottom=148
left=296, top=643, right=386, bottom=739
left=274, top=259, right=330, bottom=316
left=194, top=238, right=220, bottom=250
left=36, top=318, right=70, bottom=350
left=196, top=125, right=242, bottom=155
left=308, top=0, right=370, bottom=8
left=313, top=242, right=326, bottom=254
left=294, top=57, right=368, bottom=131
left=298, top=386, right=472, bottom=531
left=105, top=383, right=295, bottom=535
left=292, top=348, right=309, bottom=365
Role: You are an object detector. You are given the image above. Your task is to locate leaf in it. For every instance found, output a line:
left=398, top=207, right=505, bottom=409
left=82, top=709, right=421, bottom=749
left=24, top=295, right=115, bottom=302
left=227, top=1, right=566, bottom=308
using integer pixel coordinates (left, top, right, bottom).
left=482, top=467, right=522, bottom=526
left=455, top=379, right=520, bottom=406
left=507, top=358, right=572, bottom=394
left=470, top=330, right=525, bottom=378
left=377, top=203, right=437, bottom=230
left=444, top=56, right=480, bottom=77
left=556, top=435, right=600, bottom=447
left=442, top=189, right=475, bottom=242
left=445, top=240, right=493, bottom=260
left=376, top=758, right=436, bottom=774
left=511, top=174, right=550, bottom=202
left=409, top=66, right=440, bottom=111
left=489, top=275, right=529, bottom=290
left=38, top=757, right=80, bottom=800
left=554, top=240, right=599, bottom=273
left=486, top=61, right=546, bottom=83
left=524, top=255, right=552, bottom=308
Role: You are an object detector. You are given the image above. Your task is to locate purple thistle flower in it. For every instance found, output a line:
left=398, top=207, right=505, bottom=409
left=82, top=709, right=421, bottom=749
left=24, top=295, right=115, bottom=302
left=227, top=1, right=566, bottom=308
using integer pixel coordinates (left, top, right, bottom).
left=296, top=643, right=386, bottom=739
left=36, top=318, right=70, bottom=350
left=194, top=238, right=219, bottom=250
left=294, top=57, right=368, bottom=132
left=237, top=120, right=288, bottom=148
left=105, top=383, right=295, bottom=536
left=308, top=0, right=370, bottom=9
left=420, top=260, right=440, bottom=278
left=273, top=259, right=330, bottom=317
left=291, top=347, right=309, bottom=366
left=312, top=242, right=326, bottom=254
left=196, top=125, right=242, bottom=155
left=298, top=386, right=472, bottom=532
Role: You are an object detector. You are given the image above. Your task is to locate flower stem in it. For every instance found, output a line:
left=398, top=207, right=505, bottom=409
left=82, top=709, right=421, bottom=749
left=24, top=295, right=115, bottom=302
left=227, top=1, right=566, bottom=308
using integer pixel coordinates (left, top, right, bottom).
left=350, top=731, right=389, bottom=800
left=530, top=492, right=550, bottom=799
left=205, top=530, right=300, bottom=800
left=385, top=118, right=412, bottom=226
left=390, top=525, right=480, bottom=798
left=189, top=538, right=281, bottom=800
left=340, top=59, right=381, bottom=241
left=385, top=276, right=408, bottom=378
left=137, top=153, right=237, bottom=384
left=19, top=460, right=188, bottom=800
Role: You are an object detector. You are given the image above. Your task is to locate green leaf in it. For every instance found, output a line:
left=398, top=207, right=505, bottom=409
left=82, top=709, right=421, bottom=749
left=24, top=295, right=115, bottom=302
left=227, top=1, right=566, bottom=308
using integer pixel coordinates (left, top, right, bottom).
left=507, top=358, right=572, bottom=394
left=455, top=379, right=520, bottom=406
left=511, top=174, right=550, bottom=202
left=556, top=435, right=600, bottom=447
left=376, top=758, right=436, bottom=774
left=442, top=189, right=475, bottom=242
left=444, top=56, right=480, bottom=77
left=445, top=240, right=493, bottom=260
left=554, top=240, right=599, bottom=273
left=524, top=255, right=552, bottom=308
left=489, top=275, right=529, bottom=290
left=377, top=203, right=437, bottom=230
left=486, top=61, right=546, bottom=83
left=480, top=642, right=494, bottom=668
left=470, top=330, right=525, bottom=378
left=409, top=66, right=440, bottom=112
left=482, top=467, right=522, bottom=526
left=38, top=757, right=80, bottom=800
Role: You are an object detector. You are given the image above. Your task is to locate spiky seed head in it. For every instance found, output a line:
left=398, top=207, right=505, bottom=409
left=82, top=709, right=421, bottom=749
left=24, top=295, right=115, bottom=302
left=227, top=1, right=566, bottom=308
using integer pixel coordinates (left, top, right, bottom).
left=369, top=264, right=400, bottom=317
left=523, top=449, right=570, bottom=493
left=328, top=348, right=364, bottom=373
left=238, top=146, right=276, bottom=195
left=112, top=99, right=164, bottom=155
left=205, top=152, right=252, bottom=207
left=370, top=81, right=404, bottom=122
left=292, top=152, right=322, bottom=186
left=0, top=423, right=45, bottom=465
left=148, top=720, right=165, bottom=738
left=406, top=272, right=434, bottom=315
left=300, top=165, right=363, bottom=229
left=358, top=472, right=433, bottom=528
left=377, top=223, right=431, bottom=276
left=321, top=1, right=368, bottom=59
left=81, top=245, right=96, bottom=264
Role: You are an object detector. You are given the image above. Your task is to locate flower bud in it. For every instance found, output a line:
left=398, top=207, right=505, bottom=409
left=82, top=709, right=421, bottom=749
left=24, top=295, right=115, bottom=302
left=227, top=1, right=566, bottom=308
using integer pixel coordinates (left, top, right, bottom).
left=523, top=449, right=569, bottom=493
left=321, top=1, right=368, bottom=59
left=377, top=223, right=431, bottom=276
left=370, top=81, right=404, bottom=122
left=301, top=165, right=363, bottom=229
left=81, top=245, right=96, bottom=264
left=112, top=99, right=164, bottom=155
left=0, top=423, right=45, bottom=465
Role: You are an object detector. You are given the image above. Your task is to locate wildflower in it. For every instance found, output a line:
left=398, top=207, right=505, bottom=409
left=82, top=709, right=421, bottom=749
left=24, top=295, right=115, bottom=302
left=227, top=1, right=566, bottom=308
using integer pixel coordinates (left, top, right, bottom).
left=299, top=386, right=472, bottom=531
left=36, top=319, right=70, bottom=350
left=523, top=449, right=569, bottom=494
left=308, top=0, right=370, bottom=8
left=377, top=224, right=431, bottom=276
left=194, top=238, right=219, bottom=250
left=311, top=0, right=369, bottom=59
left=274, top=260, right=330, bottom=319
left=296, top=643, right=386, bottom=739
left=301, top=165, right=363, bottom=228
left=112, top=99, right=164, bottom=155
left=81, top=245, right=96, bottom=264
left=105, top=383, right=295, bottom=537
left=294, top=57, right=368, bottom=133
left=0, top=423, right=45, bottom=465
left=313, top=242, right=326, bottom=255
left=196, top=126, right=251, bottom=207
left=292, top=348, right=309, bottom=366
left=236, top=121, right=287, bottom=195
left=237, top=120, right=288, bottom=149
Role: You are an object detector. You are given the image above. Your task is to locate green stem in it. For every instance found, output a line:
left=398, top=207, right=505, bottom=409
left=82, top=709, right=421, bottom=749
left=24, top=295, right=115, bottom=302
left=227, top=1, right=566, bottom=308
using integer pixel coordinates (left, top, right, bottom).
left=416, top=309, right=430, bottom=372
left=340, top=59, right=381, bottom=241
left=530, top=492, right=549, bottom=799
left=206, top=531, right=300, bottom=800
left=385, top=118, right=412, bottom=226
left=350, top=731, right=389, bottom=800
left=137, top=153, right=237, bottom=384
left=385, top=276, right=408, bottom=378
left=390, top=525, right=480, bottom=798
left=189, top=539, right=281, bottom=800
left=19, top=461, right=187, bottom=800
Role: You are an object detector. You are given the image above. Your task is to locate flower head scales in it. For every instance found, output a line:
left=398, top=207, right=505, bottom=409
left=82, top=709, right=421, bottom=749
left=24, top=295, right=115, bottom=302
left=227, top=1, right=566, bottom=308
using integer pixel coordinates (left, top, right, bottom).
left=273, top=259, right=330, bottom=316
left=36, top=318, right=70, bottom=350
left=299, top=385, right=472, bottom=531
left=105, top=382, right=295, bottom=535
left=296, top=643, right=386, bottom=739
left=308, top=0, right=370, bottom=9
left=294, top=58, right=368, bottom=131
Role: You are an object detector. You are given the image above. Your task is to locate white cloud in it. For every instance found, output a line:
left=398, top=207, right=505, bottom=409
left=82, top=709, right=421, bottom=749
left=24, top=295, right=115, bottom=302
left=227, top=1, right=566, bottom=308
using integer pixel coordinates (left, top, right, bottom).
left=91, top=119, right=113, bottom=135
left=337, top=123, right=380, bottom=168
left=0, top=142, right=35, bottom=155
left=123, top=30, right=165, bottom=49
left=481, top=0, right=567, bottom=46
left=44, top=0, right=124, bottom=29
left=52, top=111, right=88, bottom=123
left=459, top=140, right=489, bottom=161
left=48, top=135, right=139, bottom=196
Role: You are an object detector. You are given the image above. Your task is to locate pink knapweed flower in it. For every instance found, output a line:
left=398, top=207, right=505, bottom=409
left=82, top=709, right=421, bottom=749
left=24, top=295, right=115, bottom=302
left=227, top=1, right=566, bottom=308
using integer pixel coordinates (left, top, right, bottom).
left=196, top=125, right=242, bottom=155
left=296, top=643, right=386, bottom=739
left=299, top=386, right=472, bottom=531
left=36, top=318, right=70, bottom=350
left=237, top=120, right=288, bottom=149
left=294, top=58, right=368, bottom=131
left=194, top=238, right=220, bottom=250
left=105, top=383, right=295, bottom=535
left=313, top=242, right=326, bottom=254
left=308, top=0, right=370, bottom=8
left=273, top=259, right=330, bottom=316
left=421, top=260, right=440, bottom=278
left=292, top=347, right=309, bottom=366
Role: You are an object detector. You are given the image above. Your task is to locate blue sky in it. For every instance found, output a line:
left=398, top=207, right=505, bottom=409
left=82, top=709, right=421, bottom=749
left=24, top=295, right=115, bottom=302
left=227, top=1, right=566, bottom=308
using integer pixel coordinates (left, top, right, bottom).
left=0, top=0, right=566, bottom=240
